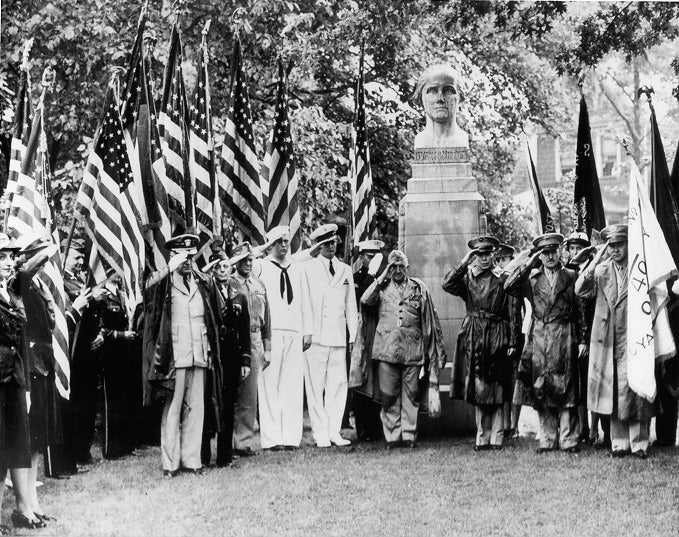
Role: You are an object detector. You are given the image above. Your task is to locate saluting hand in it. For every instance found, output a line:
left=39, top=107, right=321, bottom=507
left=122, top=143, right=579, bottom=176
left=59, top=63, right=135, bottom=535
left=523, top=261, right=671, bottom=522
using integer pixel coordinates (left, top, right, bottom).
left=460, top=248, right=480, bottom=267
left=168, top=252, right=190, bottom=273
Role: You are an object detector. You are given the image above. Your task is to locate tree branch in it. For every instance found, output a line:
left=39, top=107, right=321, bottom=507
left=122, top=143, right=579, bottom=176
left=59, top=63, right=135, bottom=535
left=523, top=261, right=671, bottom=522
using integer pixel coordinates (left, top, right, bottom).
left=597, top=76, right=638, bottom=142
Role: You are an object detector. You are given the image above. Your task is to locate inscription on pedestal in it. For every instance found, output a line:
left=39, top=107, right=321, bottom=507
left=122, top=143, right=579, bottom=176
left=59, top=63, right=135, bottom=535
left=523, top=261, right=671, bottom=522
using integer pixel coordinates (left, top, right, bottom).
left=412, top=147, right=471, bottom=164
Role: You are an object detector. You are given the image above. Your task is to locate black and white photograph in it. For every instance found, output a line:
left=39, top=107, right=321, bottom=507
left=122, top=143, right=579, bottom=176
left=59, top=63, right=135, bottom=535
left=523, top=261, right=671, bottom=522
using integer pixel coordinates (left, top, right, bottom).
left=0, top=1, right=678, bottom=535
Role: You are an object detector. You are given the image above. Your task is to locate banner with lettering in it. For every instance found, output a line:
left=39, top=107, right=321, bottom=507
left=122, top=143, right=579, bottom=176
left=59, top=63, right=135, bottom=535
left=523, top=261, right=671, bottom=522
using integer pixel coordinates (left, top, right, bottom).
left=627, top=161, right=678, bottom=402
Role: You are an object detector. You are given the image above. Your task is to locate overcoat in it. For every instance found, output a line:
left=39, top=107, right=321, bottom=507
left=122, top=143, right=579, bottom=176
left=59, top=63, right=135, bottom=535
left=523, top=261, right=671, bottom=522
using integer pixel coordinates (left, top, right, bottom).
left=349, top=277, right=446, bottom=415
left=575, top=259, right=653, bottom=420
left=142, top=268, right=223, bottom=435
left=505, top=264, right=586, bottom=409
left=443, top=265, right=517, bottom=405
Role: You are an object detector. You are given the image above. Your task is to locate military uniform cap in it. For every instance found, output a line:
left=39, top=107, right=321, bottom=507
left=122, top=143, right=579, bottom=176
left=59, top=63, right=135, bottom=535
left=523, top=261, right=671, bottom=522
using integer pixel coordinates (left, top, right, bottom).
left=468, top=236, right=500, bottom=252
left=202, top=250, right=228, bottom=273
left=601, top=224, right=627, bottom=244
left=61, top=237, right=86, bottom=253
left=310, top=223, right=338, bottom=245
left=265, top=226, right=290, bottom=244
left=357, top=239, right=385, bottom=253
left=0, top=233, right=20, bottom=252
left=230, top=242, right=254, bottom=265
left=564, top=231, right=590, bottom=247
left=533, top=232, right=564, bottom=251
left=495, top=243, right=515, bottom=258
left=164, top=233, right=200, bottom=254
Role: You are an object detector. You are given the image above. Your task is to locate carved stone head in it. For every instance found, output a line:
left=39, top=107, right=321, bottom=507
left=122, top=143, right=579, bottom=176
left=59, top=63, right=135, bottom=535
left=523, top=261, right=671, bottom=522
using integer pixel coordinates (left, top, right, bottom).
left=413, top=64, right=464, bottom=123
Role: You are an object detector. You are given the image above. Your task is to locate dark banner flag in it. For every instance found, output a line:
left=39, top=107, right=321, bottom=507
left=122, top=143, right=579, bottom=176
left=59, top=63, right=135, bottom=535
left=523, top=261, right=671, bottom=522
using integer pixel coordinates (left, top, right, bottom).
left=574, top=95, right=606, bottom=238
left=649, top=106, right=679, bottom=267
left=524, top=139, right=555, bottom=234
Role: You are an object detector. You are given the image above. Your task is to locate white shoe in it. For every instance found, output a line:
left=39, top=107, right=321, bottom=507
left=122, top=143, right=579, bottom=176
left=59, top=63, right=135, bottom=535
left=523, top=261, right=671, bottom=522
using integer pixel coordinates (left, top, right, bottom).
left=330, top=436, right=351, bottom=447
left=316, top=439, right=331, bottom=448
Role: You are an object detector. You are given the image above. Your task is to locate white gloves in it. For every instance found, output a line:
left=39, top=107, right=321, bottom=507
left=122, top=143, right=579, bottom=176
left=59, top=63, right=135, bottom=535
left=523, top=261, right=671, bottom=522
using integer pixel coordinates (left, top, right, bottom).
left=368, top=253, right=383, bottom=277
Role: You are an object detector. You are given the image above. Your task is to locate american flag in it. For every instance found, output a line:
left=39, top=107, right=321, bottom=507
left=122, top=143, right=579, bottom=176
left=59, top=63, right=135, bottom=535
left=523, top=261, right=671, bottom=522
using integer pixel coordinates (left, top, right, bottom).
left=75, top=90, right=145, bottom=321
left=262, top=60, right=300, bottom=252
left=350, top=46, right=376, bottom=244
left=119, top=15, right=171, bottom=270
left=7, top=100, right=70, bottom=399
left=219, top=38, right=265, bottom=245
left=6, top=67, right=32, bottom=202
left=189, top=29, right=218, bottom=254
left=158, top=22, right=193, bottom=232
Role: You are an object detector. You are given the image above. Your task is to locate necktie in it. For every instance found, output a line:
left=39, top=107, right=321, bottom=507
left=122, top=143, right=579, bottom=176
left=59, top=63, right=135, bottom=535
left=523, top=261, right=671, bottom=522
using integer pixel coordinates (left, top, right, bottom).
left=329, top=259, right=335, bottom=277
left=270, top=261, right=293, bottom=304
left=183, top=274, right=191, bottom=293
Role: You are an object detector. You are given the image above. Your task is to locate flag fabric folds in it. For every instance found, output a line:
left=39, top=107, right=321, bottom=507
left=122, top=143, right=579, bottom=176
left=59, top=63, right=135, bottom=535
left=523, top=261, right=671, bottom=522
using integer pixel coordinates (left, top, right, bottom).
left=119, top=13, right=171, bottom=270
left=219, top=38, right=266, bottom=245
left=262, top=60, right=300, bottom=252
left=158, top=22, right=193, bottom=232
left=573, top=95, right=606, bottom=238
left=627, top=161, right=677, bottom=402
left=189, top=29, right=218, bottom=255
left=5, top=67, right=32, bottom=202
left=524, top=138, right=556, bottom=234
left=7, top=100, right=70, bottom=399
left=350, top=45, right=376, bottom=245
left=648, top=107, right=679, bottom=268
left=75, top=90, right=145, bottom=322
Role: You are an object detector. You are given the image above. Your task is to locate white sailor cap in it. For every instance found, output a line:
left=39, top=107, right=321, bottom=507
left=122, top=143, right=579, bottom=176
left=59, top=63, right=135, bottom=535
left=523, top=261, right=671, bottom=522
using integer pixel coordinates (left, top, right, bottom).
left=309, top=223, right=338, bottom=245
left=356, top=239, right=385, bottom=253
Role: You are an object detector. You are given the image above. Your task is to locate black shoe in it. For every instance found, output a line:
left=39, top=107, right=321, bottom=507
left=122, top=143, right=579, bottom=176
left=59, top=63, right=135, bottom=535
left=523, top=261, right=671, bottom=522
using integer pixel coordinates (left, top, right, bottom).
left=404, top=440, right=417, bottom=449
left=611, top=450, right=629, bottom=458
left=216, top=457, right=234, bottom=468
left=473, top=444, right=490, bottom=452
left=491, top=445, right=503, bottom=451
left=631, top=449, right=648, bottom=459
left=234, top=447, right=258, bottom=457
left=564, top=446, right=580, bottom=454
left=283, top=445, right=299, bottom=451
left=385, top=441, right=400, bottom=450
left=181, top=466, right=207, bottom=475
left=163, top=469, right=178, bottom=478
left=536, top=447, right=555, bottom=454
left=11, top=511, right=46, bottom=529
left=264, top=445, right=284, bottom=452
left=34, top=513, right=57, bottom=522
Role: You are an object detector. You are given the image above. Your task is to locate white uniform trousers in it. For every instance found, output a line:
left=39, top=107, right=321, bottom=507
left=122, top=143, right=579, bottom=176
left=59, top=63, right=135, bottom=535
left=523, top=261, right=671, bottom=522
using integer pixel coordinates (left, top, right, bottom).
left=610, top=417, right=649, bottom=453
left=303, top=343, right=348, bottom=444
left=233, top=333, right=264, bottom=450
left=160, top=367, right=205, bottom=471
left=258, top=330, right=304, bottom=448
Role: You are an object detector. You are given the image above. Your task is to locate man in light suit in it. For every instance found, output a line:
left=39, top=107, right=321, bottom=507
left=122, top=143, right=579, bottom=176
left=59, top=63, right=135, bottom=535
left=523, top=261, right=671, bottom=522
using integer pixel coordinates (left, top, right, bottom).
left=303, top=224, right=358, bottom=447
left=256, top=226, right=313, bottom=450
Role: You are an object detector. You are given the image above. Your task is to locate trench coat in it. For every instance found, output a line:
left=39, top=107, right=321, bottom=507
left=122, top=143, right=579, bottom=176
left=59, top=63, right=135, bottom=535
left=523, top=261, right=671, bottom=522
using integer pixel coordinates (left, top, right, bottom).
left=142, top=268, right=223, bottom=435
left=505, top=264, right=586, bottom=409
left=349, top=277, right=446, bottom=416
left=575, top=259, right=653, bottom=420
left=443, top=265, right=517, bottom=405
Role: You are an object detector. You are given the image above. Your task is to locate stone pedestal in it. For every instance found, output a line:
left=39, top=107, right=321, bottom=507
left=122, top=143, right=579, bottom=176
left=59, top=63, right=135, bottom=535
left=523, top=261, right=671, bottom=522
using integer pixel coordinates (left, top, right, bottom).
left=399, top=147, right=483, bottom=435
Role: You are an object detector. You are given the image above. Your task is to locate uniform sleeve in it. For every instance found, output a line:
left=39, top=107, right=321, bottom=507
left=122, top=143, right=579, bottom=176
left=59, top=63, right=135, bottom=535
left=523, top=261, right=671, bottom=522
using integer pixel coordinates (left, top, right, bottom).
left=261, top=287, right=272, bottom=353
left=361, top=279, right=382, bottom=306
left=441, top=264, right=468, bottom=299
left=238, top=297, right=252, bottom=368
left=575, top=265, right=597, bottom=300
left=300, top=267, right=313, bottom=336
left=145, top=266, right=170, bottom=289
left=504, top=262, right=533, bottom=300
left=346, top=269, right=358, bottom=344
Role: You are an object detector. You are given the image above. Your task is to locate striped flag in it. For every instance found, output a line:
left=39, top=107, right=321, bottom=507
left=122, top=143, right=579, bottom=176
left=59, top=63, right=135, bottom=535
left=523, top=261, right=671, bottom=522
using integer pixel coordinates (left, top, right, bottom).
left=119, top=14, right=171, bottom=270
left=7, top=101, right=70, bottom=399
left=219, top=38, right=265, bottom=245
left=189, top=27, right=218, bottom=254
left=262, top=60, right=300, bottom=252
left=6, top=67, right=33, bottom=202
left=158, top=22, right=193, bottom=232
left=524, top=138, right=556, bottom=233
left=350, top=46, right=376, bottom=244
left=75, top=90, right=145, bottom=321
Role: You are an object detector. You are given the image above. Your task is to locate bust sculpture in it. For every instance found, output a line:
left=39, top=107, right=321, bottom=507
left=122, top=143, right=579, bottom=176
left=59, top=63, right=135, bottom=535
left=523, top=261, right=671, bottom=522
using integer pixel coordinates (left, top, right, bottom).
left=413, top=64, right=469, bottom=149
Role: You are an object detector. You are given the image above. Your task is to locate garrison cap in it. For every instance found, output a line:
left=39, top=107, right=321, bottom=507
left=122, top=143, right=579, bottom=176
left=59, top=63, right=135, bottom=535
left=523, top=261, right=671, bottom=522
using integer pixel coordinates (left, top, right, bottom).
left=564, top=231, right=590, bottom=248
left=0, top=233, right=20, bottom=252
left=165, top=233, right=199, bottom=255
left=230, top=242, right=254, bottom=265
left=495, top=243, right=515, bottom=258
left=533, top=232, right=565, bottom=252
left=62, top=237, right=86, bottom=253
left=601, top=224, right=628, bottom=244
left=468, top=236, right=500, bottom=252
left=388, top=249, right=408, bottom=266
left=310, top=223, right=338, bottom=245
left=357, top=239, right=385, bottom=253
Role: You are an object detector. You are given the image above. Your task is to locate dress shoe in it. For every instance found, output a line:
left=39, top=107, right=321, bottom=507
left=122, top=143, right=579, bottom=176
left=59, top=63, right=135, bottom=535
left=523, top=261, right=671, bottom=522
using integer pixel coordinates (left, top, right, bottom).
left=11, top=511, right=46, bottom=529
left=564, top=446, right=580, bottom=454
left=316, top=439, right=331, bottom=448
left=234, top=447, right=258, bottom=457
left=34, top=513, right=57, bottom=522
left=163, top=469, right=178, bottom=478
left=611, top=450, right=630, bottom=458
left=491, top=445, right=503, bottom=451
left=283, top=445, right=299, bottom=451
left=404, top=440, right=417, bottom=449
left=264, top=445, right=284, bottom=452
left=631, top=449, right=648, bottom=459
left=473, top=444, right=490, bottom=452
left=385, top=441, right=400, bottom=450
left=536, top=447, right=555, bottom=454
left=181, top=466, right=207, bottom=475
left=330, top=436, right=351, bottom=447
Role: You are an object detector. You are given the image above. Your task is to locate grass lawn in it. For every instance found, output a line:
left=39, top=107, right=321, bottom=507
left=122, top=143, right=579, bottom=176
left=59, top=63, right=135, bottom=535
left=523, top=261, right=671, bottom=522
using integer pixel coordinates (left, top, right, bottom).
left=2, top=420, right=679, bottom=537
